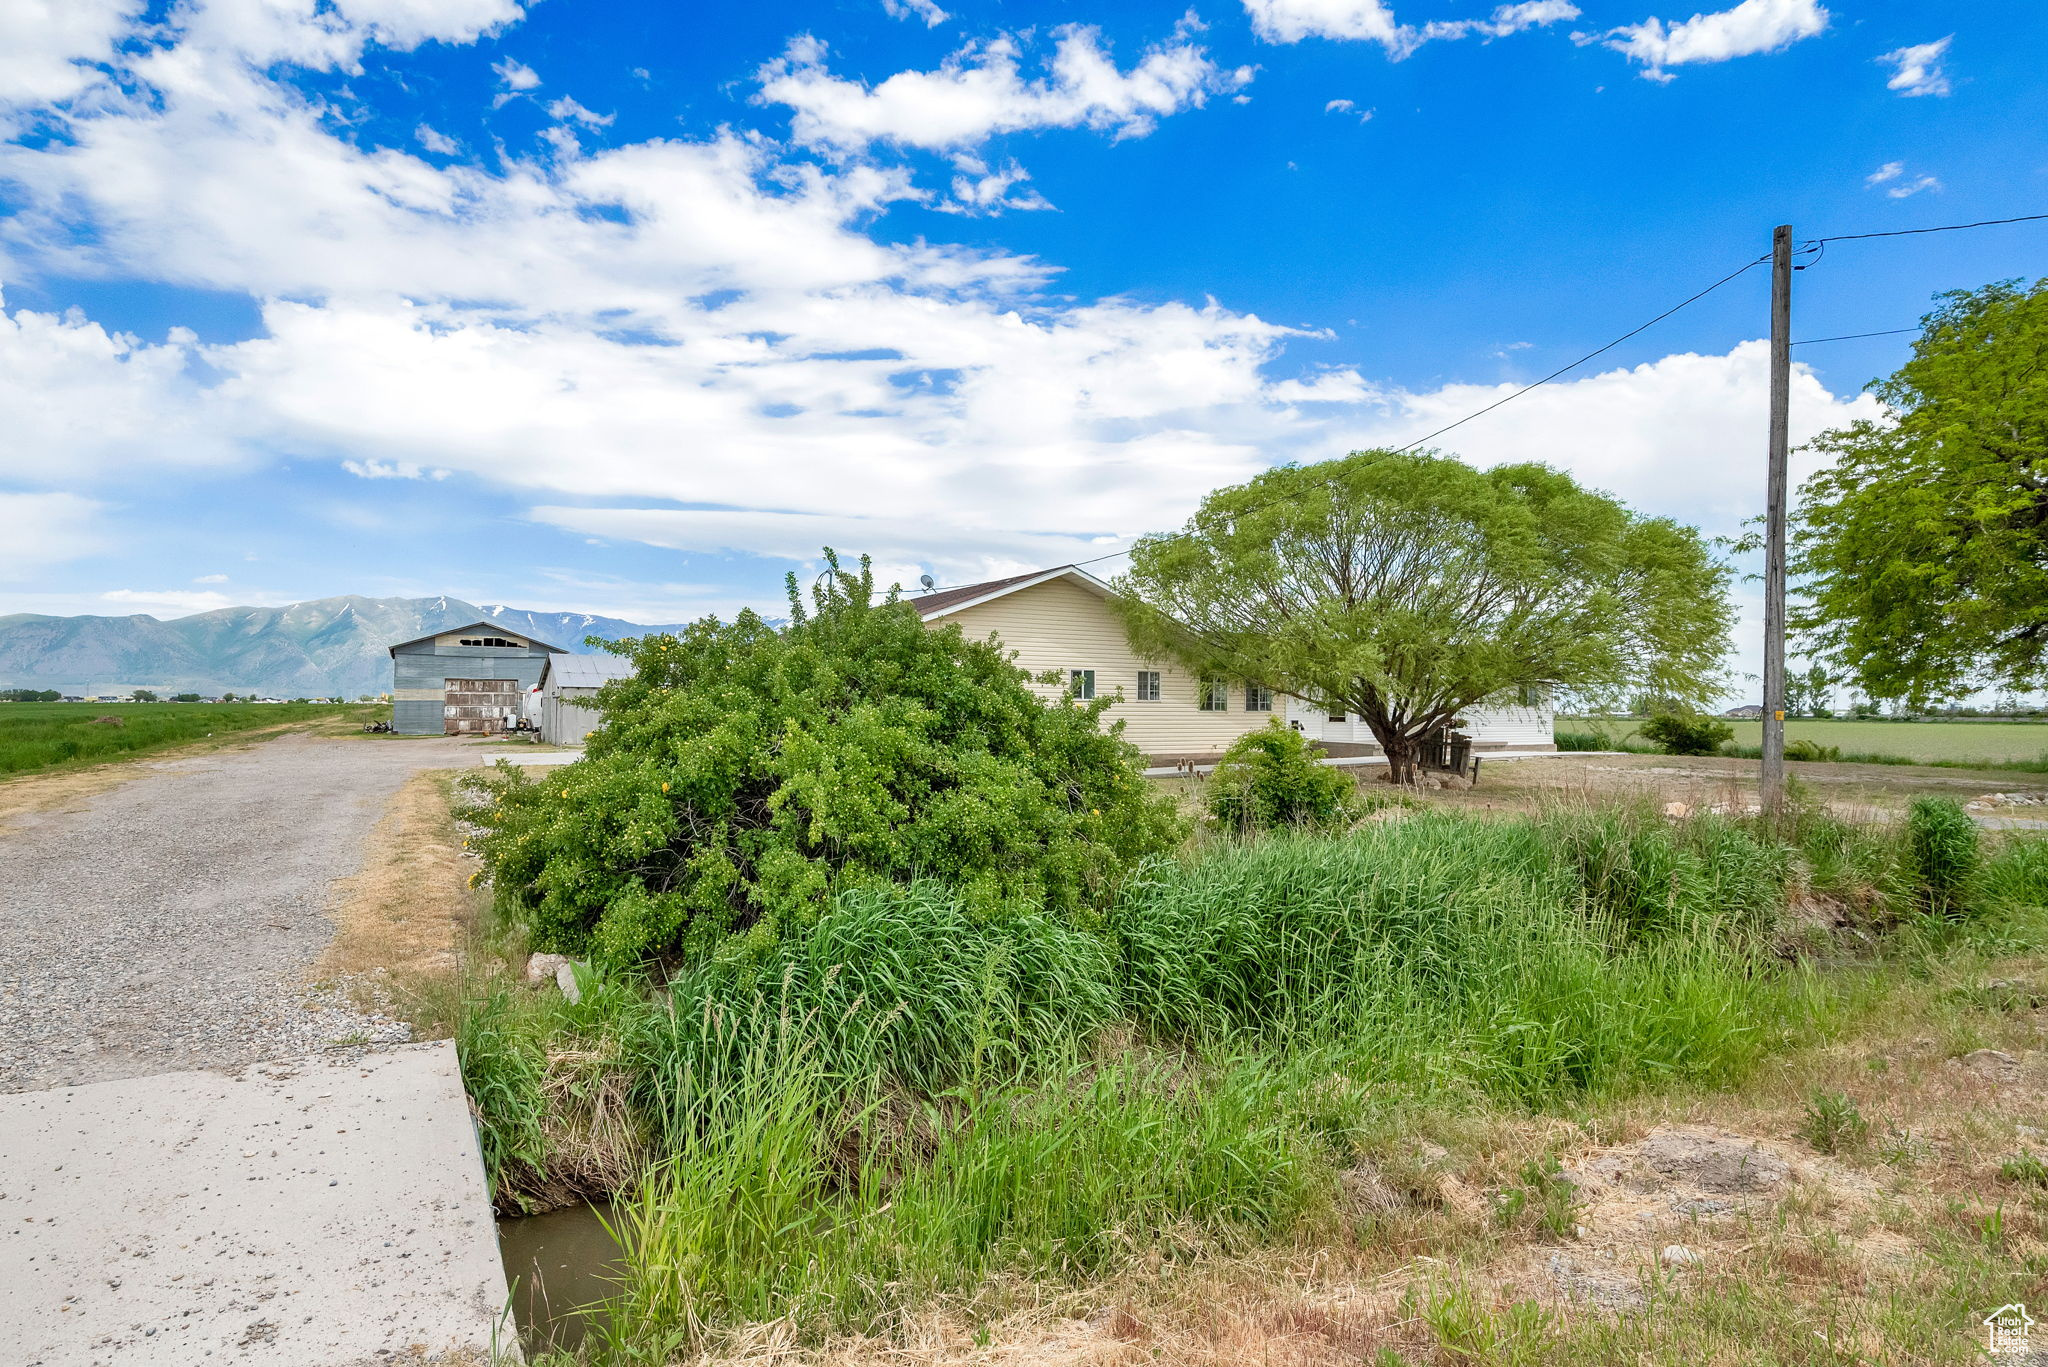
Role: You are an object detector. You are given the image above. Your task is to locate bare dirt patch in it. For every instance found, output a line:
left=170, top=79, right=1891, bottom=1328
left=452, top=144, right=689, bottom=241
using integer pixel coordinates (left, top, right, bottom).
left=320, top=768, right=484, bottom=987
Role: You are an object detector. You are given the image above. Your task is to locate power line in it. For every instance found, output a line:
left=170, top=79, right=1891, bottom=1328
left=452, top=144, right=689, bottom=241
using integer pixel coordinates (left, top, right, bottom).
left=929, top=253, right=1772, bottom=588
left=923, top=209, right=2046, bottom=592
left=1799, top=211, right=2048, bottom=246
left=1791, top=326, right=1920, bottom=346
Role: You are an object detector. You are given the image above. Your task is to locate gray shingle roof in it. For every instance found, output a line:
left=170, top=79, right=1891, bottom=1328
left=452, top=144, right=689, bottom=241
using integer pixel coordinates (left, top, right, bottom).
left=543, top=654, right=638, bottom=689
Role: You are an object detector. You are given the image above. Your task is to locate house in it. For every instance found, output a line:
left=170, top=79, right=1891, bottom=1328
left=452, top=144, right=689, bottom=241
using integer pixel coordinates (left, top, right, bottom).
left=387, top=622, right=565, bottom=735
left=1722, top=704, right=1765, bottom=719
left=535, top=653, right=637, bottom=745
left=909, top=565, right=1553, bottom=764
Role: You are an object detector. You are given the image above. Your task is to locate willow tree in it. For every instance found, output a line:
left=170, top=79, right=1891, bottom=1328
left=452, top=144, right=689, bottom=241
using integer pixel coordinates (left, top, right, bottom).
left=1793, top=278, right=2048, bottom=704
left=1114, top=450, right=1732, bottom=784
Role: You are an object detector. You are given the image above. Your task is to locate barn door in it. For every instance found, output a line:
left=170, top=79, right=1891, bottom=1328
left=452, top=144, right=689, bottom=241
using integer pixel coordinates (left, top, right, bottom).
left=445, top=678, right=519, bottom=734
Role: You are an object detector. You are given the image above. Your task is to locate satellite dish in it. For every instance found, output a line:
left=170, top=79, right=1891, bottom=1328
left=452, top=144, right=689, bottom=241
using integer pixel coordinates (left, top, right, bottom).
left=919, top=574, right=936, bottom=592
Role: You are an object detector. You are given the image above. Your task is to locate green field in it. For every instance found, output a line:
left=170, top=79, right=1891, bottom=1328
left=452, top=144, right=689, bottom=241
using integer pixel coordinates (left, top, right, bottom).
left=0, top=701, right=386, bottom=777
left=1575, top=716, right=2048, bottom=767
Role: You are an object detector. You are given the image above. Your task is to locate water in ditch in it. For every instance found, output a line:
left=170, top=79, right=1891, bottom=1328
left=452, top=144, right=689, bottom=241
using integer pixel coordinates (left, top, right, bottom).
left=497, top=1201, right=626, bottom=1355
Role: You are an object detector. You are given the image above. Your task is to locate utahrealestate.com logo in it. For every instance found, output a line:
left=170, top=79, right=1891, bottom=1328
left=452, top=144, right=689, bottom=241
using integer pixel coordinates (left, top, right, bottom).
left=1985, top=1303, right=2035, bottom=1355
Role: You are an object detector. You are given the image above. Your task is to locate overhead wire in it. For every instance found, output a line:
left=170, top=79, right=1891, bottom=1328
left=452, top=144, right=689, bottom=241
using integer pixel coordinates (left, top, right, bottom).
left=919, top=209, right=2048, bottom=590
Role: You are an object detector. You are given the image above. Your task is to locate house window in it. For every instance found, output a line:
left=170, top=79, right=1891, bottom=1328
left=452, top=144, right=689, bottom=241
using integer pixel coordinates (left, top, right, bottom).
left=1199, top=679, right=1229, bottom=711
left=1069, top=669, right=1096, bottom=700
left=1326, top=705, right=1347, bottom=722
left=1518, top=683, right=1548, bottom=708
left=1135, top=670, right=1162, bottom=702
left=1244, top=683, right=1274, bottom=713
left=459, top=636, right=524, bottom=649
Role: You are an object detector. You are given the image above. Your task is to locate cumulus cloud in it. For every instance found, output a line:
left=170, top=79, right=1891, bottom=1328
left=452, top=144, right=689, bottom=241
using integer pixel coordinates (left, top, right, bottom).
left=0, top=493, right=105, bottom=580
left=0, top=0, right=140, bottom=106
left=415, top=122, right=459, bottom=154
left=1243, top=0, right=1577, bottom=56
left=0, top=297, right=239, bottom=483
left=546, top=95, right=614, bottom=127
left=757, top=25, right=1251, bottom=152
left=1879, top=36, right=1951, bottom=98
left=1590, top=0, right=1826, bottom=82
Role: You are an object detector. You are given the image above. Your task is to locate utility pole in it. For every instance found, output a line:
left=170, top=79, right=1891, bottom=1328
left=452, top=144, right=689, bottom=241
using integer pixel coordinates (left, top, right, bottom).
left=1761, top=223, right=1792, bottom=818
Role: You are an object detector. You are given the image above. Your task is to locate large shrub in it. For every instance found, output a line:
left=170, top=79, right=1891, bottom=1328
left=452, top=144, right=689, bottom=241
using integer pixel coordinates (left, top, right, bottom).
left=1205, top=721, right=1358, bottom=832
left=1639, top=711, right=1734, bottom=756
left=464, top=554, right=1185, bottom=963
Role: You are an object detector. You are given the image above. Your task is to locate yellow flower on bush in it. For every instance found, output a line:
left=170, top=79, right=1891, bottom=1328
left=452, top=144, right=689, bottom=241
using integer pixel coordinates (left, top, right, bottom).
left=661, top=781, right=670, bottom=792
left=560, top=788, right=569, bottom=798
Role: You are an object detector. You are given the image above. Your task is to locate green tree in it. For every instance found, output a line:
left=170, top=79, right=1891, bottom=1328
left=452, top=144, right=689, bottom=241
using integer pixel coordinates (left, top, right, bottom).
left=130, top=689, right=159, bottom=702
left=1114, top=450, right=1732, bottom=784
left=1784, top=662, right=1835, bottom=718
left=1794, top=279, right=2048, bottom=703
left=465, top=551, right=1185, bottom=964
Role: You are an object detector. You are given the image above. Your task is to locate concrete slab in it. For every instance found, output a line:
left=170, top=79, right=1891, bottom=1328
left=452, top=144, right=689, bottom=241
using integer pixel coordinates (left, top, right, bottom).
left=0, top=1042, right=513, bottom=1366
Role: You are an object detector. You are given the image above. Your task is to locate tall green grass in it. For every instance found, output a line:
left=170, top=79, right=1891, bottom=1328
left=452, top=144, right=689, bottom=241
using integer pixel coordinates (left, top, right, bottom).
left=0, top=701, right=379, bottom=775
left=475, top=802, right=1965, bottom=1357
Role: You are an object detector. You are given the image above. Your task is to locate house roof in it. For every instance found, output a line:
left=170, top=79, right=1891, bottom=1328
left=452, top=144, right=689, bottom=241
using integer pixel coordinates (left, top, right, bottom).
left=386, top=620, right=567, bottom=656
left=909, top=565, right=1117, bottom=621
left=539, top=653, right=637, bottom=690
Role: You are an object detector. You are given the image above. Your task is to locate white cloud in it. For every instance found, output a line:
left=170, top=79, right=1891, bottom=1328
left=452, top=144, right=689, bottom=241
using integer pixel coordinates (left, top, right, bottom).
left=757, top=26, right=1251, bottom=152
left=941, top=156, right=1053, bottom=214
left=1243, top=0, right=1577, bottom=55
left=0, top=0, right=139, bottom=106
left=0, top=296, right=239, bottom=483
left=416, top=123, right=459, bottom=155
left=546, top=96, right=614, bottom=127
left=1325, top=98, right=1355, bottom=113
left=341, top=458, right=452, bottom=479
left=0, top=0, right=1882, bottom=606
left=1591, top=0, right=1826, bottom=82
left=1879, top=36, right=1951, bottom=98
left=0, top=493, right=104, bottom=580
left=493, top=56, right=539, bottom=88
left=1866, top=160, right=1936, bottom=198
left=100, top=588, right=235, bottom=614
left=1334, top=341, right=1880, bottom=532
left=882, top=0, right=949, bottom=27
left=194, top=573, right=229, bottom=583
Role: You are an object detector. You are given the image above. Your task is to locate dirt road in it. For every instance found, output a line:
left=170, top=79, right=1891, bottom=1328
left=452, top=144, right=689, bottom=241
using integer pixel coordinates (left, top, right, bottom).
left=0, top=733, right=487, bottom=1093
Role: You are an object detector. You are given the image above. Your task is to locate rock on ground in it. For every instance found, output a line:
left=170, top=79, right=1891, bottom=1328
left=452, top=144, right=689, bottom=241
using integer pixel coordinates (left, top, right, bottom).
left=0, top=734, right=485, bottom=1093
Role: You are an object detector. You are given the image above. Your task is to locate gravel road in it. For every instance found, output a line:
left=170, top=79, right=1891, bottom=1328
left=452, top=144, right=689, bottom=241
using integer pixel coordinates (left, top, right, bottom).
left=0, top=734, right=488, bottom=1093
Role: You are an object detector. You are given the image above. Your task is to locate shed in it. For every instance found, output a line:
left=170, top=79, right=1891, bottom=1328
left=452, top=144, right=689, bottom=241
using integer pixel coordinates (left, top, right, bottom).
left=537, top=653, right=636, bottom=745
left=387, top=623, right=566, bottom=735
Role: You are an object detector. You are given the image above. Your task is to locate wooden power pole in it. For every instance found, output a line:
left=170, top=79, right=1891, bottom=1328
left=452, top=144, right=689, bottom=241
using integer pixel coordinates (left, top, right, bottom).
left=1762, top=224, right=1793, bottom=817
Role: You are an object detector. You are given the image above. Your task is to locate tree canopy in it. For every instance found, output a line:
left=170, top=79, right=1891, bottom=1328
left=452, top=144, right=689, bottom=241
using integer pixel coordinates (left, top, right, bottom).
left=1793, top=278, right=2048, bottom=703
left=464, top=552, right=1184, bottom=965
left=1114, top=450, right=1732, bottom=782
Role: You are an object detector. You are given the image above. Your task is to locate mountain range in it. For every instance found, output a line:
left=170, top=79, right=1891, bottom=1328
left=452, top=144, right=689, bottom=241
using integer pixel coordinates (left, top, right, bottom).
left=0, top=596, right=697, bottom=699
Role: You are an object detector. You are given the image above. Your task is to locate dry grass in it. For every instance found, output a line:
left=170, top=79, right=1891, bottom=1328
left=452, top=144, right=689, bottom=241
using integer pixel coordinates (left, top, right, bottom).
left=319, top=768, right=486, bottom=1020
left=651, top=940, right=2048, bottom=1367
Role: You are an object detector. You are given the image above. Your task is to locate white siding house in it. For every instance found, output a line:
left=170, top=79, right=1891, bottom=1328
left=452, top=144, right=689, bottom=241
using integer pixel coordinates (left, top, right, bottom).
left=911, top=566, right=1554, bottom=762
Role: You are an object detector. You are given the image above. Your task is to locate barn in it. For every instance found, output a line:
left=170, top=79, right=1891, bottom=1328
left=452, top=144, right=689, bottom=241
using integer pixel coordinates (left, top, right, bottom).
left=387, top=623, right=565, bottom=735
left=536, top=652, right=636, bottom=745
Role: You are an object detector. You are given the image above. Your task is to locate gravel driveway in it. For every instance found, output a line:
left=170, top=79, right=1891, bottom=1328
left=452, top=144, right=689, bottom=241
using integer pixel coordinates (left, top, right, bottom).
left=0, top=734, right=487, bottom=1093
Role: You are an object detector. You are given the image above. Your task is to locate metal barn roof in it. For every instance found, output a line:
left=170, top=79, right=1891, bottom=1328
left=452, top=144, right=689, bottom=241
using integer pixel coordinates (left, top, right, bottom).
left=539, top=653, right=638, bottom=690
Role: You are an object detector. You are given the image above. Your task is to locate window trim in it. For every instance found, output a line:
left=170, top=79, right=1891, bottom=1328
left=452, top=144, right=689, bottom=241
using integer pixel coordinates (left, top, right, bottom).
left=1198, top=678, right=1229, bottom=712
left=1135, top=669, right=1162, bottom=702
left=1068, top=668, right=1097, bottom=700
left=1244, top=682, right=1274, bottom=713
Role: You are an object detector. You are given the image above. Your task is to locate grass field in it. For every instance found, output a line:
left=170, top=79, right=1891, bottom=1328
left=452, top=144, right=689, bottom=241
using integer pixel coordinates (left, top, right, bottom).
left=0, top=700, right=386, bottom=776
left=1570, top=717, right=2048, bottom=768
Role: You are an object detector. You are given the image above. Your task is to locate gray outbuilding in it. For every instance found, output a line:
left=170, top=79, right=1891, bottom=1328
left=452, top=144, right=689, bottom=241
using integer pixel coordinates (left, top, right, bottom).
left=388, top=622, right=565, bottom=735
left=537, top=652, right=636, bottom=745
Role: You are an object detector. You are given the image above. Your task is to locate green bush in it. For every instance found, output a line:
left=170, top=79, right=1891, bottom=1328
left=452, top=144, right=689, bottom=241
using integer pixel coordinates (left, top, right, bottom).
left=1553, top=729, right=1612, bottom=752
left=1205, top=721, right=1358, bottom=831
left=1784, top=738, right=1842, bottom=762
left=1904, top=796, right=1980, bottom=918
left=1639, top=712, right=1734, bottom=756
left=463, top=552, right=1185, bottom=965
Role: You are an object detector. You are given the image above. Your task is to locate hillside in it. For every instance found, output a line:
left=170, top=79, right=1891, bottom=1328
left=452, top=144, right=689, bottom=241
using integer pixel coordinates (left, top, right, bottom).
left=0, top=595, right=697, bottom=698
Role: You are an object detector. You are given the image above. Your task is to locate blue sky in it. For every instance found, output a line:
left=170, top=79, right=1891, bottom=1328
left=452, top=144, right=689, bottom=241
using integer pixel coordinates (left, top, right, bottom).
left=2, top=0, right=2043, bottom=693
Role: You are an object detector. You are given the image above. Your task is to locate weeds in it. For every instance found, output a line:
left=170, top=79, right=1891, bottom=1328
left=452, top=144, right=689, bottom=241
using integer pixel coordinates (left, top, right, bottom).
left=1797, top=1089, right=1870, bottom=1155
